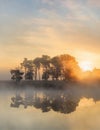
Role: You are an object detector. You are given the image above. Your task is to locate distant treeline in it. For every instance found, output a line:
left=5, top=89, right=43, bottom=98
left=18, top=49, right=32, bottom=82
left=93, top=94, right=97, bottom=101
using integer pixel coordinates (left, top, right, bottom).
left=10, top=54, right=82, bottom=82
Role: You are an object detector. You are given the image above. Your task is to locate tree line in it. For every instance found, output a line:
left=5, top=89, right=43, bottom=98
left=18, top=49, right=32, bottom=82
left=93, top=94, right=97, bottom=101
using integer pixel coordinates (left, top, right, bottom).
left=10, top=54, right=81, bottom=82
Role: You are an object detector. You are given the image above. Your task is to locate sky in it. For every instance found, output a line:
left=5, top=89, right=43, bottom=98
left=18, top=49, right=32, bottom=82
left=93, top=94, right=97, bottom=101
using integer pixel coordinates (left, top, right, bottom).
left=0, top=0, right=100, bottom=79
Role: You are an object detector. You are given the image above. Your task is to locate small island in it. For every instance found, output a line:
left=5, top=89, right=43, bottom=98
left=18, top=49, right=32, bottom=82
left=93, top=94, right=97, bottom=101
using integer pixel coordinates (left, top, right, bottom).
left=9, top=54, right=100, bottom=88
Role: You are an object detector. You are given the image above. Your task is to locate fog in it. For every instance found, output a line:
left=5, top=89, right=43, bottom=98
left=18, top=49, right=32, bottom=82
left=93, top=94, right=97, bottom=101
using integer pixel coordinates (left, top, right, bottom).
left=0, top=82, right=100, bottom=130
left=0, top=70, right=10, bottom=80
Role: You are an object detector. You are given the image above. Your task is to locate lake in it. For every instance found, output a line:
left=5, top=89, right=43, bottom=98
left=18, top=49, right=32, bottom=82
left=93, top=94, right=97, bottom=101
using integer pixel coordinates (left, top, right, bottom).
left=0, top=84, right=100, bottom=130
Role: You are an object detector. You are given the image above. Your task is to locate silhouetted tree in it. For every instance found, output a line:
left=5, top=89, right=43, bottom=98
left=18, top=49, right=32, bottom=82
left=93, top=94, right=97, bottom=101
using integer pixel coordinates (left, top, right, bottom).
left=33, top=57, right=42, bottom=80
left=42, top=70, right=49, bottom=80
left=13, top=53, right=81, bottom=81
left=10, top=69, right=24, bottom=83
left=21, top=58, right=34, bottom=80
left=25, top=71, right=34, bottom=80
left=40, top=55, right=51, bottom=80
left=33, top=55, right=51, bottom=80
left=50, top=56, right=62, bottom=80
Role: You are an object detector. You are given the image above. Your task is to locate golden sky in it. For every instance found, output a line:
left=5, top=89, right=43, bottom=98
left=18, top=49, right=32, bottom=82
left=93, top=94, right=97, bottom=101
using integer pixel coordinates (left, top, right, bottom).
left=0, top=0, right=100, bottom=79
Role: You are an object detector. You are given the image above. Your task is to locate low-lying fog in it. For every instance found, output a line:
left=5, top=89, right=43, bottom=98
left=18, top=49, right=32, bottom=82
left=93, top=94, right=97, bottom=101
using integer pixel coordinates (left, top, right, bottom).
left=0, top=82, right=100, bottom=130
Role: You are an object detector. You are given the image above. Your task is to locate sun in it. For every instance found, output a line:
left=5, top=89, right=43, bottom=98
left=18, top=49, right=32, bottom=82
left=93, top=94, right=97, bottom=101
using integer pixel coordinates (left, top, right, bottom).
left=79, top=61, right=93, bottom=71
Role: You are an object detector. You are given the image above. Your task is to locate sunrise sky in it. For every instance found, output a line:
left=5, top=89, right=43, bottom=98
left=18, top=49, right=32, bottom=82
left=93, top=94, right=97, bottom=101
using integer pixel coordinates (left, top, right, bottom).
left=0, top=0, right=100, bottom=79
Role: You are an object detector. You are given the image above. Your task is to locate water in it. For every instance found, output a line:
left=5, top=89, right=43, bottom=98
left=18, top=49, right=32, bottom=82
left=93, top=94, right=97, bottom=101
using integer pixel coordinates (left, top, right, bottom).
left=0, top=85, right=100, bottom=130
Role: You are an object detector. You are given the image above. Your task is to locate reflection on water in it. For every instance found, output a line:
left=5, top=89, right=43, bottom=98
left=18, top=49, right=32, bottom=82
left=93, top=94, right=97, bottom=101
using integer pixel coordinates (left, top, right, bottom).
left=11, top=89, right=79, bottom=113
left=0, top=85, right=100, bottom=130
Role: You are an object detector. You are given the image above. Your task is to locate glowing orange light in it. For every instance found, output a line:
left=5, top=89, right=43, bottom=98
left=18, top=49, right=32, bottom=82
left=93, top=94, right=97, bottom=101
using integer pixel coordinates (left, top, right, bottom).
left=79, top=61, right=93, bottom=71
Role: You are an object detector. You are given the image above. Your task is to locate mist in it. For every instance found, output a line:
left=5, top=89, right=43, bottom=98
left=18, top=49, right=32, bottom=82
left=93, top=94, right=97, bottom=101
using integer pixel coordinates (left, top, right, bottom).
left=0, top=70, right=10, bottom=80
left=0, top=83, right=100, bottom=130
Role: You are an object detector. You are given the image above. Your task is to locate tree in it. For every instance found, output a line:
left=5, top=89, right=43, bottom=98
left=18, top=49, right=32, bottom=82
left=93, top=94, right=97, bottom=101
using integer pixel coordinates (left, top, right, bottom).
left=40, top=55, right=51, bottom=68
left=25, top=71, right=34, bottom=80
left=42, top=70, right=49, bottom=80
left=59, top=54, right=81, bottom=81
left=17, top=54, right=81, bottom=81
left=21, top=58, right=34, bottom=80
left=33, top=57, right=42, bottom=80
left=40, top=55, right=51, bottom=80
left=33, top=55, right=51, bottom=80
left=10, top=69, right=24, bottom=83
left=50, top=56, right=62, bottom=80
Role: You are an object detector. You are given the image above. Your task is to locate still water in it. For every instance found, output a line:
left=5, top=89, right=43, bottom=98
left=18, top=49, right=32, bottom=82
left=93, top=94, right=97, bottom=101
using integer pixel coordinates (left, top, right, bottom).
left=0, top=86, right=100, bottom=130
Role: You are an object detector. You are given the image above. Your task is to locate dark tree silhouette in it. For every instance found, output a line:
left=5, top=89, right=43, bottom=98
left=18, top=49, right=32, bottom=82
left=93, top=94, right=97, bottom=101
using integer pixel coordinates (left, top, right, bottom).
left=33, top=57, right=42, bottom=80
left=33, top=55, right=51, bottom=80
left=11, top=54, right=81, bottom=82
left=50, top=56, right=62, bottom=80
left=25, top=71, right=34, bottom=80
left=21, top=58, right=34, bottom=80
left=10, top=69, right=24, bottom=83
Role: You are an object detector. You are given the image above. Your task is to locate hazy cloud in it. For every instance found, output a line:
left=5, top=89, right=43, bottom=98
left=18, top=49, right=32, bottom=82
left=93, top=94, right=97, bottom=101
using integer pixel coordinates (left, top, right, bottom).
left=0, top=0, right=100, bottom=78
left=87, top=0, right=100, bottom=7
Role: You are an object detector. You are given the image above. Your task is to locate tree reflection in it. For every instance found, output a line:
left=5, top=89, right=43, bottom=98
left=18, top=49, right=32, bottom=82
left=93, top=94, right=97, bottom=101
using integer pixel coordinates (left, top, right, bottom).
left=11, top=93, right=23, bottom=108
left=10, top=89, right=79, bottom=114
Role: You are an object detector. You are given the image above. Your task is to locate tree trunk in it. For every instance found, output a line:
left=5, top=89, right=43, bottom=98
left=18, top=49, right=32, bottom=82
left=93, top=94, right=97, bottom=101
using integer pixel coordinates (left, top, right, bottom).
left=35, top=68, right=37, bottom=80
left=38, top=69, right=40, bottom=80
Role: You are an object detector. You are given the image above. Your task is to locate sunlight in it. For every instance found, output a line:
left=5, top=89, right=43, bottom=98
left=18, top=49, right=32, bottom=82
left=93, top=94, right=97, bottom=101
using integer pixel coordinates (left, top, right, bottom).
left=78, top=98, right=95, bottom=108
left=79, top=61, right=94, bottom=71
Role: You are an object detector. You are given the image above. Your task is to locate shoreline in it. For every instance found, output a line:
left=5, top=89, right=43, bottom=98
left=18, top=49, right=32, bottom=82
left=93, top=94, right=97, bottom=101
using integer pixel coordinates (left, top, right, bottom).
left=0, top=80, right=99, bottom=89
left=0, top=80, right=69, bottom=89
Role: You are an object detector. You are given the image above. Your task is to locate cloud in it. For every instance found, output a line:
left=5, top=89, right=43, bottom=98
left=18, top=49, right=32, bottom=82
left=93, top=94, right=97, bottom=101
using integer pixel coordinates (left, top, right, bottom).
left=87, top=0, right=100, bottom=7
left=61, top=0, right=99, bottom=22
left=0, top=0, right=100, bottom=74
left=18, top=15, right=100, bottom=58
left=42, top=0, right=54, bottom=5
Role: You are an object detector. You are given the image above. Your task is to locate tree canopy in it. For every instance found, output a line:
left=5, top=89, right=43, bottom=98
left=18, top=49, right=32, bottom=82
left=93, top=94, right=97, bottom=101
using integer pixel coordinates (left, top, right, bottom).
left=10, top=54, right=81, bottom=81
